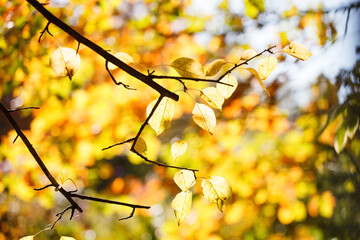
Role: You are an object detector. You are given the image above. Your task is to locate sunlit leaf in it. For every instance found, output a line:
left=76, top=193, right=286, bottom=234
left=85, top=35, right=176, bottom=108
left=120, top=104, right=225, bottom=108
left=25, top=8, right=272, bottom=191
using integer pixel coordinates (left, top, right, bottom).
left=50, top=47, right=81, bottom=79
left=19, top=236, right=34, bottom=240
left=346, top=112, right=359, bottom=139
left=59, top=169, right=69, bottom=184
left=171, top=191, right=192, bottom=225
left=108, top=52, right=135, bottom=70
left=334, top=122, right=347, bottom=154
left=200, top=87, right=225, bottom=110
left=243, top=68, right=270, bottom=96
left=216, top=74, right=238, bottom=99
left=205, top=59, right=226, bottom=76
left=131, top=137, right=147, bottom=156
left=192, top=103, right=216, bottom=134
left=170, top=57, right=204, bottom=78
left=171, top=140, right=188, bottom=160
left=281, top=41, right=312, bottom=61
left=258, top=56, right=277, bottom=80
left=241, top=48, right=257, bottom=60
left=174, top=170, right=196, bottom=191
left=60, top=237, right=76, bottom=240
left=146, top=97, right=175, bottom=135
left=201, top=176, right=232, bottom=212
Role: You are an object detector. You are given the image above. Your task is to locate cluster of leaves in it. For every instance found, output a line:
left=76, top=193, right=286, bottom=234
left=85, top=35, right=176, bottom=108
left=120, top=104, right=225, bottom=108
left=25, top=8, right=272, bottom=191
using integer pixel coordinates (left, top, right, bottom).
left=2, top=0, right=357, bottom=239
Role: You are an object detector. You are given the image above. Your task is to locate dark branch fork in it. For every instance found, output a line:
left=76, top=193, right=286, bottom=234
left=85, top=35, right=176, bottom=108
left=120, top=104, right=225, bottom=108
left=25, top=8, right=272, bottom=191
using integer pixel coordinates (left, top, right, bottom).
left=0, top=103, right=150, bottom=227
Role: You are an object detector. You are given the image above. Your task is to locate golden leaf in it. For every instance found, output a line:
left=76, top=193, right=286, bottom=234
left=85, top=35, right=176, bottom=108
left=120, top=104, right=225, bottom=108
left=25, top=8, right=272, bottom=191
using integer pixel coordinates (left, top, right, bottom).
left=241, top=48, right=257, bottom=60
left=171, top=191, right=192, bottom=225
left=59, top=170, right=69, bottom=184
left=171, top=140, right=188, bottom=160
left=108, top=52, right=135, bottom=70
left=281, top=41, right=312, bottom=61
left=243, top=67, right=270, bottom=96
left=50, top=47, right=81, bottom=79
left=201, top=176, right=232, bottom=212
left=131, top=137, right=147, bottom=156
left=60, top=237, right=76, bottom=240
left=174, top=170, right=196, bottom=191
left=258, top=56, right=277, bottom=80
left=216, top=74, right=238, bottom=99
left=19, top=236, right=34, bottom=240
left=170, top=57, right=204, bottom=78
left=146, top=97, right=175, bottom=135
left=192, top=103, right=216, bottom=134
left=205, top=59, right=226, bottom=76
left=200, top=87, right=225, bottom=110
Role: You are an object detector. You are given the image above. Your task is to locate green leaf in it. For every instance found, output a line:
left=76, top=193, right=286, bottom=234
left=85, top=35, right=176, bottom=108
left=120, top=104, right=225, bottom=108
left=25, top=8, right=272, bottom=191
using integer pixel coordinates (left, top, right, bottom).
left=19, top=236, right=34, bottom=240
left=170, top=57, right=204, bottom=78
left=60, top=237, right=77, bottom=240
left=334, top=121, right=347, bottom=154
left=345, top=110, right=359, bottom=139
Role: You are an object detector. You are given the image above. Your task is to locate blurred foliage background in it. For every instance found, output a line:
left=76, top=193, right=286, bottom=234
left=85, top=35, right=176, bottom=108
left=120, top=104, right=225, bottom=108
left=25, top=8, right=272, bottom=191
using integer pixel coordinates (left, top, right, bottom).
left=1, top=0, right=359, bottom=239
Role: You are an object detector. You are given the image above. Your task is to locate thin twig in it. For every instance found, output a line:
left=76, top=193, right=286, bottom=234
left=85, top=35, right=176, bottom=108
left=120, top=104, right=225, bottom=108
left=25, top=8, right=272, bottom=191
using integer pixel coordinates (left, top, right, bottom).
left=51, top=206, right=74, bottom=229
left=105, top=60, right=136, bottom=90
left=34, top=184, right=55, bottom=191
left=119, top=208, right=135, bottom=221
left=38, top=21, right=53, bottom=42
left=9, top=106, right=40, bottom=112
left=102, top=138, right=135, bottom=151
left=26, top=0, right=179, bottom=101
left=70, top=193, right=150, bottom=209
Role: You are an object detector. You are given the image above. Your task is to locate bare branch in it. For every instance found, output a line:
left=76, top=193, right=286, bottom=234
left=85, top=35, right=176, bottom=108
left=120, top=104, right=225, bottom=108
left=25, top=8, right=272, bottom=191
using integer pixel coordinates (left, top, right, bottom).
left=38, top=21, right=53, bottom=43
left=70, top=193, right=150, bottom=209
left=34, top=184, right=55, bottom=191
left=105, top=60, right=136, bottom=90
left=51, top=206, right=74, bottom=229
left=9, top=106, right=40, bottom=112
left=102, top=138, right=136, bottom=151
left=119, top=208, right=135, bottom=221
left=26, top=0, right=179, bottom=101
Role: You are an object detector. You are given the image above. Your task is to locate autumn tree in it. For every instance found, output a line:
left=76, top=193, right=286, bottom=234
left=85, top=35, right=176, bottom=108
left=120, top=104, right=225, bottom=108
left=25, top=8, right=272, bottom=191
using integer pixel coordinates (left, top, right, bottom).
left=1, top=0, right=359, bottom=239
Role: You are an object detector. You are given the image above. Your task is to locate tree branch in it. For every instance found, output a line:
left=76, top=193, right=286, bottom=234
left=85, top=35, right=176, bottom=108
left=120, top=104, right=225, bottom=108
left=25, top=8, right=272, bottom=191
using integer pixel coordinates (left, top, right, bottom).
left=0, top=102, right=82, bottom=214
left=0, top=102, right=151, bottom=225
left=26, top=0, right=179, bottom=101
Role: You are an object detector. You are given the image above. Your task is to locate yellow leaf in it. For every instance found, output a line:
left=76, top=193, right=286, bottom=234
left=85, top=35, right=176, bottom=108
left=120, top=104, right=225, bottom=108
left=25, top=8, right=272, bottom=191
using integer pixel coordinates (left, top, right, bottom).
left=171, top=191, right=192, bottom=225
left=241, top=48, right=257, bottom=60
left=50, top=47, right=81, bottom=79
left=205, top=59, right=226, bottom=76
left=243, top=67, right=270, bottom=96
left=59, top=169, right=69, bottom=184
left=19, top=236, right=34, bottom=240
left=200, top=87, right=225, bottom=110
left=131, top=137, right=147, bottom=156
left=216, top=74, right=238, bottom=99
left=170, top=57, right=204, bottom=78
left=281, top=41, right=312, bottom=61
left=171, top=140, right=187, bottom=160
left=146, top=97, right=175, bottom=135
left=192, top=103, right=216, bottom=134
left=60, top=237, right=76, bottom=240
left=201, top=176, right=232, bottom=212
left=258, top=56, right=277, bottom=80
left=174, top=170, right=196, bottom=191
left=108, top=52, right=135, bottom=70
